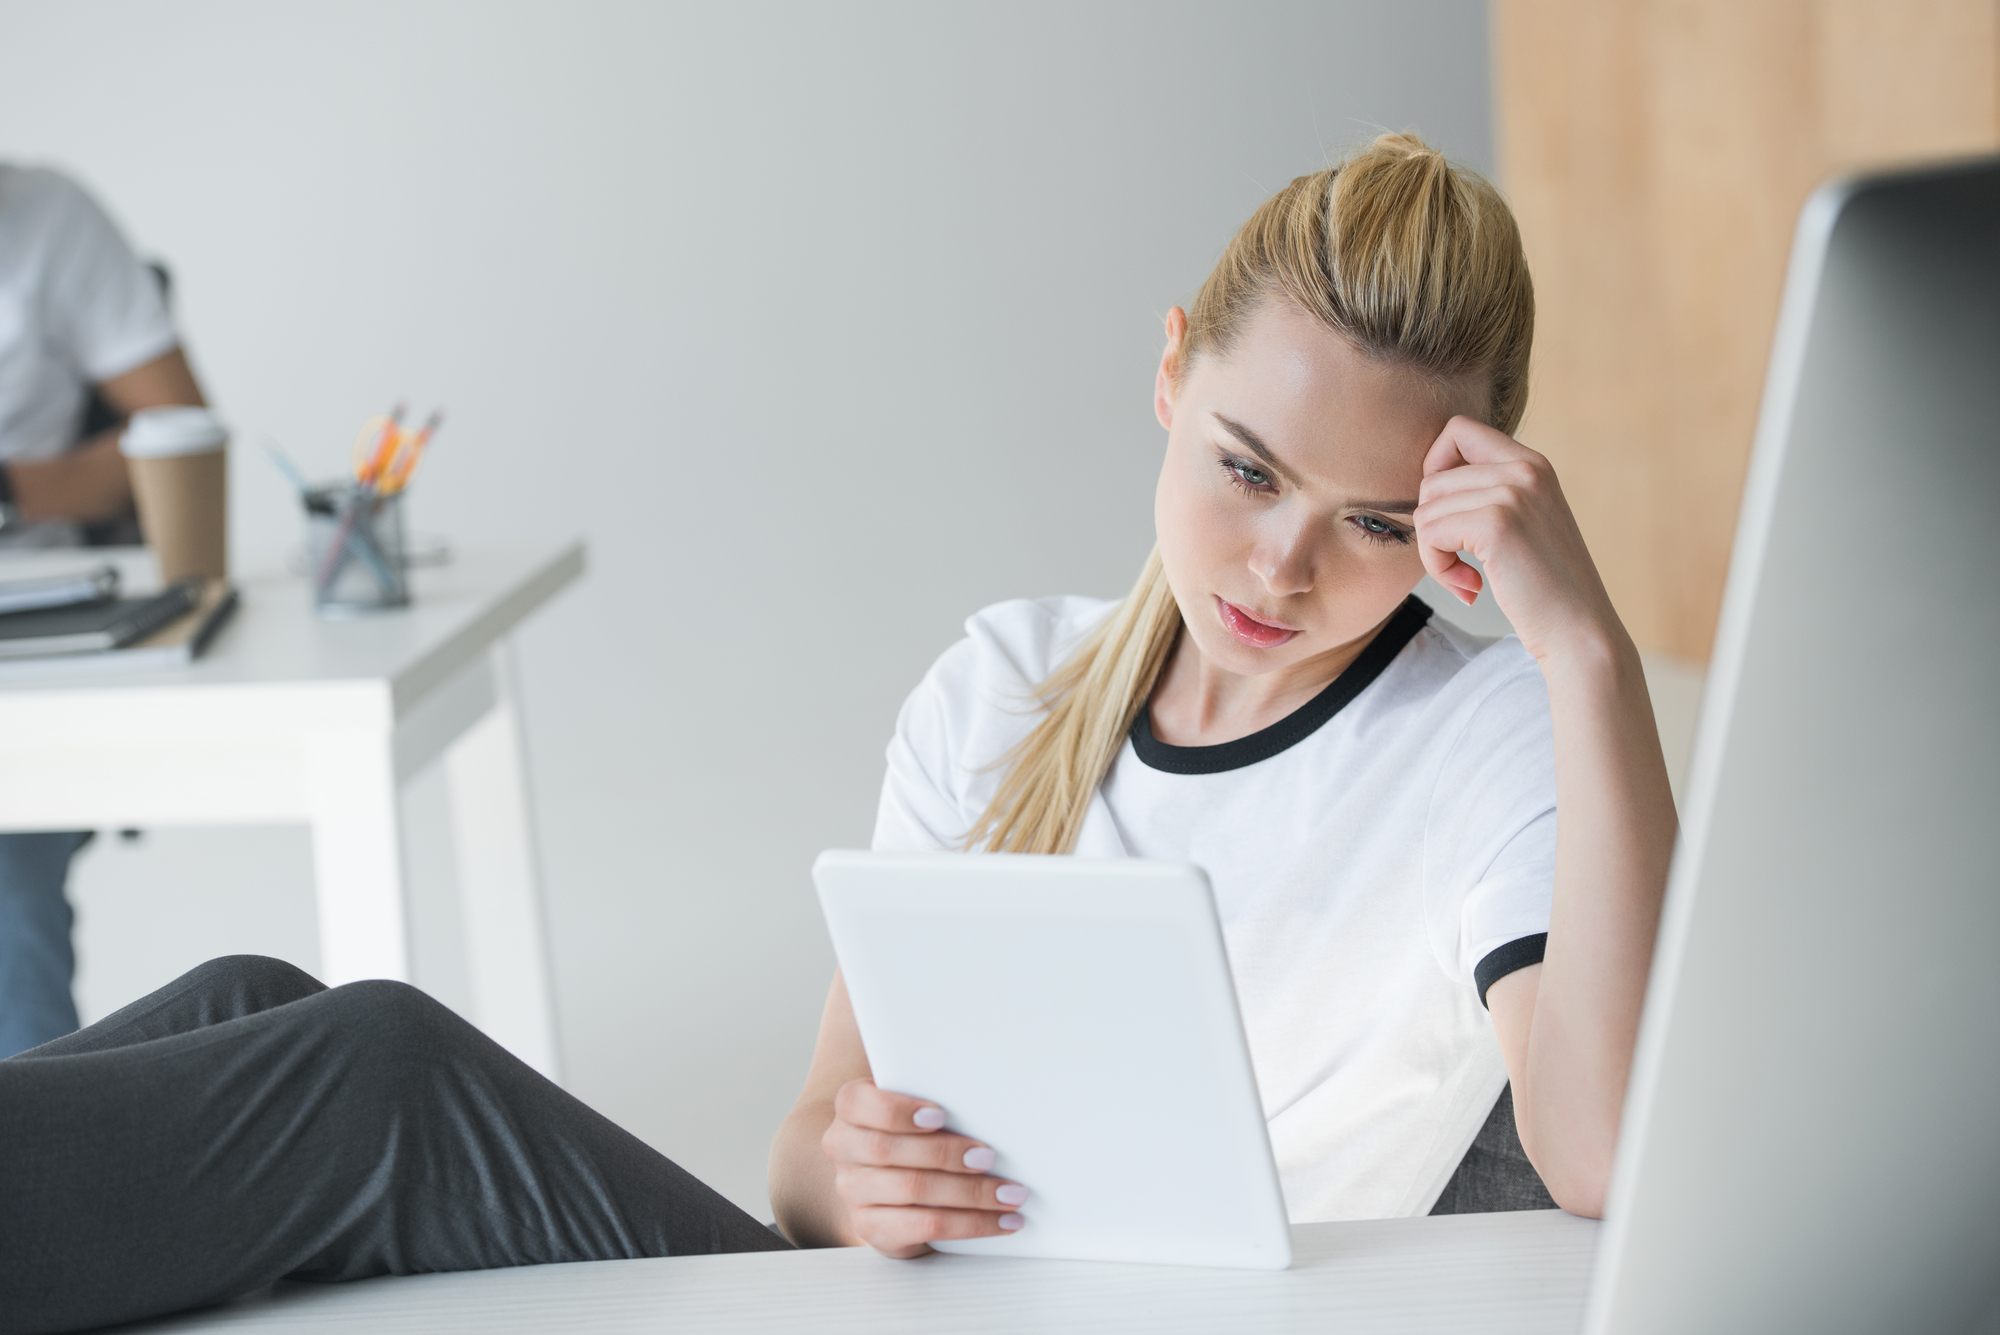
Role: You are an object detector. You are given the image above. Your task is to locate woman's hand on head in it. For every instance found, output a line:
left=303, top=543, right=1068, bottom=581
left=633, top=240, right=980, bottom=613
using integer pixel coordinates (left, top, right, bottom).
left=822, top=1078, right=1027, bottom=1259
left=1414, top=416, right=1624, bottom=667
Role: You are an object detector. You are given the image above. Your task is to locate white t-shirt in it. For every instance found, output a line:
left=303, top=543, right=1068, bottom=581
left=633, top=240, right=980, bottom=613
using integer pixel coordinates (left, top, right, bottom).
left=872, top=594, right=1558, bottom=1223
left=0, top=164, right=178, bottom=547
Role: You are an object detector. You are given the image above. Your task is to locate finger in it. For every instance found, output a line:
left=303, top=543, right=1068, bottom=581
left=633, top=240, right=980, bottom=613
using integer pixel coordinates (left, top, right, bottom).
left=1423, top=414, right=1533, bottom=479
left=1414, top=492, right=1504, bottom=603
left=1427, top=555, right=1482, bottom=605
left=1418, top=535, right=1488, bottom=601
left=1417, top=460, right=1532, bottom=506
left=841, top=1164, right=1032, bottom=1212
left=1423, top=420, right=1471, bottom=478
left=1416, top=522, right=1479, bottom=595
left=822, top=1118, right=998, bottom=1174
left=854, top=1204, right=1027, bottom=1257
left=835, top=1078, right=949, bottom=1134
left=1414, top=485, right=1527, bottom=557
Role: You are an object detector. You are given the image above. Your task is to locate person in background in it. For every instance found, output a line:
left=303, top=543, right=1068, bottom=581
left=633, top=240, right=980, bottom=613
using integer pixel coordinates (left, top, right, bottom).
left=0, top=164, right=210, bottom=1056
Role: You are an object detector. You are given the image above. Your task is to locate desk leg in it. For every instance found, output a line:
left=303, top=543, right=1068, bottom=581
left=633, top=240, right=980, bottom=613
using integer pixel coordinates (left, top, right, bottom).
left=307, top=732, right=410, bottom=983
left=444, top=643, right=562, bottom=1083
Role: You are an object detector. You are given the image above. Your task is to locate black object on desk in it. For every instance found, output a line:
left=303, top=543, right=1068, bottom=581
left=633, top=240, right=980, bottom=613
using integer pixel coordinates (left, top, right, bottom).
left=0, top=565, right=119, bottom=617
left=0, top=579, right=201, bottom=659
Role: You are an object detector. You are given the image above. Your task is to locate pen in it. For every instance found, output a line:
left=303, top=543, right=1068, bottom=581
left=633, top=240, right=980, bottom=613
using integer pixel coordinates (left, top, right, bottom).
left=260, top=438, right=313, bottom=496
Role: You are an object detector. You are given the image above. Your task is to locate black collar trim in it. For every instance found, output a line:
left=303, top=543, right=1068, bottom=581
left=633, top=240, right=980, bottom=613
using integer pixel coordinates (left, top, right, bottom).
left=1129, top=595, right=1434, bottom=776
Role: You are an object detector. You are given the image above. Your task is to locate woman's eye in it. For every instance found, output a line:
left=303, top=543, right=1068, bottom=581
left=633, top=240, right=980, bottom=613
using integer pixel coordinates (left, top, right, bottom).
left=1221, top=458, right=1273, bottom=491
left=1352, top=513, right=1411, bottom=545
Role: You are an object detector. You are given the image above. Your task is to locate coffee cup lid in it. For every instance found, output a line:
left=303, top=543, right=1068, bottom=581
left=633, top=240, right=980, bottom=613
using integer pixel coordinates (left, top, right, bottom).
left=122, top=406, right=228, bottom=458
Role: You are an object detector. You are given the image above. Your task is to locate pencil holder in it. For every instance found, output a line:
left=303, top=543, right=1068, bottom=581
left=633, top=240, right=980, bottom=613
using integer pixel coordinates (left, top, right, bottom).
left=305, top=483, right=410, bottom=615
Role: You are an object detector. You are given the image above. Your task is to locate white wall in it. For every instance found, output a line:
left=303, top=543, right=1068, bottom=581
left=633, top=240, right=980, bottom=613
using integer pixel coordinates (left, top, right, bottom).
left=0, top=0, right=1493, bottom=1218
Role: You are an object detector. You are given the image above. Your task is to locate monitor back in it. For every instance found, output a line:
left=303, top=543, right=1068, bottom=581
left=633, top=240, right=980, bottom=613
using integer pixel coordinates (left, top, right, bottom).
left=1588, top=157, right=2000, bottom=1334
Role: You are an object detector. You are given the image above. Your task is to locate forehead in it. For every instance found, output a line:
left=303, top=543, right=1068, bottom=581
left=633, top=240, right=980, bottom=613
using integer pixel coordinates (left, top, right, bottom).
left=1187, top=301, right=1469, bottom=486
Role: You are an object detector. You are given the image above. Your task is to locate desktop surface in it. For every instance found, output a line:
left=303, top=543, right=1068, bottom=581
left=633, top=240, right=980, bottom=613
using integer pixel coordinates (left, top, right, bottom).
left=126, top=1210, right=1597, bottom=1335
left=0, top=543, right=582, bottom=705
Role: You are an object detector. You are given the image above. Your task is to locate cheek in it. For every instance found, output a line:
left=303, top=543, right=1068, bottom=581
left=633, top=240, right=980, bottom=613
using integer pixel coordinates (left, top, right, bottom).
left=1367, top=536, right=1427, bottom=582
left=1322, top=541, right=1428, bottom=628
left=1154, top=459, right=1240, bottom=577
left=1330, top=535, right=1425, bottom=594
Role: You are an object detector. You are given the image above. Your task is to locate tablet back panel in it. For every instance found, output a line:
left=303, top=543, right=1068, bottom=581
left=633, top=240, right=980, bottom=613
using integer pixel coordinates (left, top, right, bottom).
left=815, top=850, right=1292, bottom=1270
left=1586, top=157, right=2000, bottom=1334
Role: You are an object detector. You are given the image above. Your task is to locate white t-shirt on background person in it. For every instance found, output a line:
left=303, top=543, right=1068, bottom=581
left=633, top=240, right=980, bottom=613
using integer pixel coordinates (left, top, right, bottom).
left=0, top=164, right=179, bottom=548
left=872, top=594, right=1558, bottom=1223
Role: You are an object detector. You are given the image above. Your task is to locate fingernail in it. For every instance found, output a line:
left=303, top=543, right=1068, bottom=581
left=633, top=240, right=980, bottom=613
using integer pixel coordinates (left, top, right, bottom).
left=995, top=1184, right=1029, bottom=1207
left=913, top=1107, right=947, bottom=1130
left=997, top=1213, right=1025, bottom=1231
left=963, top=1146, right=996, bottom=1172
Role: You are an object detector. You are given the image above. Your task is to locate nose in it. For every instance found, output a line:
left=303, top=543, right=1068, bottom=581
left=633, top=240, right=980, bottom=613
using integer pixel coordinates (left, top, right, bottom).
left=1250, top=515, right=1315, bottom=598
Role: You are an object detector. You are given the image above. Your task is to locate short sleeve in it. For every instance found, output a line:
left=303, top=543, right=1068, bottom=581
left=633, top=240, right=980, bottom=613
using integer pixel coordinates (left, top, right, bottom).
left=869, top=597, right=1110, bottom=856
left=871, top=638, right=980, bottom=853
left=38, top=174, right=177, bottom=382
left=1422, top=662, right=1559, bottom=997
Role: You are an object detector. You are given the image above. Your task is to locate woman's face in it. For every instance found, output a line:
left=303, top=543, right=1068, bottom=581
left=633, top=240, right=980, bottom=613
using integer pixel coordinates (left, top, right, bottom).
left=1153, top=299, right=1477, bottom=681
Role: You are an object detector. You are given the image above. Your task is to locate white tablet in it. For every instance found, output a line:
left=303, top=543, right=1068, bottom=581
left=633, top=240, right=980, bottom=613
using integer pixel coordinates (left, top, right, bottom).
left=813, top=849, right=1292, bottom=1271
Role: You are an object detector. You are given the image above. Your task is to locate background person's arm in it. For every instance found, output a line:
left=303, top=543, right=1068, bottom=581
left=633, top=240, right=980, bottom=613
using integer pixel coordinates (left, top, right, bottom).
left=1414, top=415, right=1679, bottom=1219
left=6, top=347, right=205, bottom=523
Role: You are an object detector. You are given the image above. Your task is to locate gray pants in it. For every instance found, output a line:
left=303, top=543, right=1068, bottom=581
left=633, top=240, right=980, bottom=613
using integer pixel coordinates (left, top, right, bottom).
left=0, top=955, right=790, bottom=1335
left=1429, top=1083, right=1558, bottom=1215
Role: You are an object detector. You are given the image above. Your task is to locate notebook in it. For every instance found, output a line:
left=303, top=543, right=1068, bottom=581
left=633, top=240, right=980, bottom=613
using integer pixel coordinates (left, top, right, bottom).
left=0, top=578, right=201, bottom=659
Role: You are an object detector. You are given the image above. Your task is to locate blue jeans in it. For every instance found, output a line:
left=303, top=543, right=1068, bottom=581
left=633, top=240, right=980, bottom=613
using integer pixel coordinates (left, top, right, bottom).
left=0, top=831, right=91, bottom=1058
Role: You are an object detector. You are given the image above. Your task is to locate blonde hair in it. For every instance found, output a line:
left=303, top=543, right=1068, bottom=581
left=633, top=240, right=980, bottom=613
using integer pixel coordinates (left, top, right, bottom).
left=966, top=132, right=1535, bottom=855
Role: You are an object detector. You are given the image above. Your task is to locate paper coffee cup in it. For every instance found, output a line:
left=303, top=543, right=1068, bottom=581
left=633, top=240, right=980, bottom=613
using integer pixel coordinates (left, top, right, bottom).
left=121, top=406, right=229, bottom=582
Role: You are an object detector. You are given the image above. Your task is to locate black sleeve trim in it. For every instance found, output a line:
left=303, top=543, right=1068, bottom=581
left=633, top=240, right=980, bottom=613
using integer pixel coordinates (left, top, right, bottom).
left=1474, top=933, right=1548, bottom=1008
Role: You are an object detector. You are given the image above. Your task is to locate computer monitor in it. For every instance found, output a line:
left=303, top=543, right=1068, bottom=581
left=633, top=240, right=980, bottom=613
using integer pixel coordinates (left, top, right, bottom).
left=1586, top=156, right=2000, bottom=1334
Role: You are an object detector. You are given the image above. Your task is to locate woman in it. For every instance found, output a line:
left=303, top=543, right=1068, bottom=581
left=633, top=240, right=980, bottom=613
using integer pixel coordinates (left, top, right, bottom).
left=768, top=133, right=1676, bottom=1256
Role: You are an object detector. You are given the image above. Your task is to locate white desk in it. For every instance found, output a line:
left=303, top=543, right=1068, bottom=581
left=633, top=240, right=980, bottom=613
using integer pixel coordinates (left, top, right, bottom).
left=128, top=1211, right=1599, bottom=1334
left=0, top=541, right=584, bottom=1079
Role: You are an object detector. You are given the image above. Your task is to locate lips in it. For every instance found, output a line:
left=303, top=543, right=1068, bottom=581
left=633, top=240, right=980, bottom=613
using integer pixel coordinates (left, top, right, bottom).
left=1215, top=596, right=1299, bottom=648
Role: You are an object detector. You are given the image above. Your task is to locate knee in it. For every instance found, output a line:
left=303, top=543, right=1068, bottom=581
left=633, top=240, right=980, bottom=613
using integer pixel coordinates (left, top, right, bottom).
left=189, top=954, right=324, bottom=1006
left=317, top=981, right=503, bottom=1117
left=323, top=979, right=464, bottom=1061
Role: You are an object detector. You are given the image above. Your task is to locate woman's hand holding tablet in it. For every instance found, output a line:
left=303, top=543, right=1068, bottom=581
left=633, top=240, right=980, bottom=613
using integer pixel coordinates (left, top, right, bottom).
left=821, top=1078, right=1028, bottom=1258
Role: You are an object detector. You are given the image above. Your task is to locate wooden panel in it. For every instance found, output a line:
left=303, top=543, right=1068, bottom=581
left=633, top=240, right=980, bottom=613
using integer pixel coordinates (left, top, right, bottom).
left=1494, top=0, right=2000, bottom=661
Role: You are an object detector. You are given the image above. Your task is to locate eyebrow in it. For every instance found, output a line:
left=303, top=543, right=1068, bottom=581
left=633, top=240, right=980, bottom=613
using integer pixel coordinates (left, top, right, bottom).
left=1212, top=413, right=1421, bottom=515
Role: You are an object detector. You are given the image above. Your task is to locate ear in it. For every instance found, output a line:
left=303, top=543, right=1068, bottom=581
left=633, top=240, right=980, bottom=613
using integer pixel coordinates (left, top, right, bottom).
left=1154, top=306, right=1189, bottom=431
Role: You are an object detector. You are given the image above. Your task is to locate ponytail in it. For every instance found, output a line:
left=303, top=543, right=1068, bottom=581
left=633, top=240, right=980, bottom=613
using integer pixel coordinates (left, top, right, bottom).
left=965, top=550, right=1181, bottom=854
